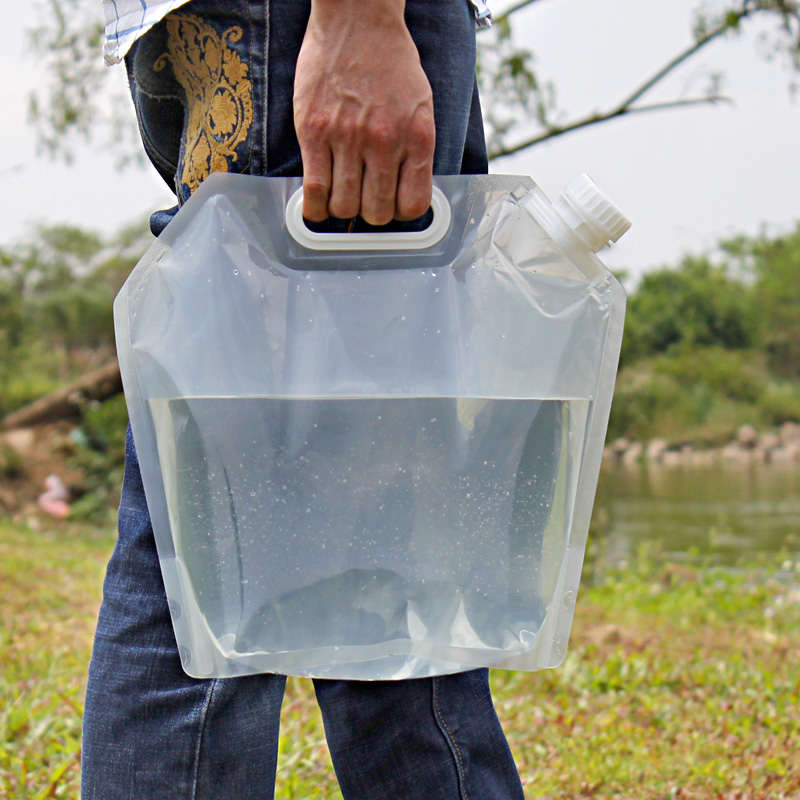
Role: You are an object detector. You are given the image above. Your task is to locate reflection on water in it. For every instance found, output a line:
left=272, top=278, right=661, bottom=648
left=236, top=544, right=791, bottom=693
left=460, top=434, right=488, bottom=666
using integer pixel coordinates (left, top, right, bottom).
left=593, top=462, right=800, bottom=565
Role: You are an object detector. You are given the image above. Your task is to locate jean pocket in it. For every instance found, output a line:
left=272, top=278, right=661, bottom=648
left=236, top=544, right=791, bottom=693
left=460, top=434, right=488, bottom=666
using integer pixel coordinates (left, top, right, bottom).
left=127, top=8, right=259, bottom=201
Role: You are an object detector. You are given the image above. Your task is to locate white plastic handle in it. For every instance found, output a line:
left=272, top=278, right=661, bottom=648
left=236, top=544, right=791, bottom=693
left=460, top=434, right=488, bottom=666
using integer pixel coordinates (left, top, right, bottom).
left=285, top=186, right=452, bottom=251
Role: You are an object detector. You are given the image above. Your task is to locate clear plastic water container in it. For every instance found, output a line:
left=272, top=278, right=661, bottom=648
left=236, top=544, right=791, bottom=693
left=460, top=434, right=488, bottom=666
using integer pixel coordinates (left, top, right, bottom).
left=115, top=173, right=629, bottom=679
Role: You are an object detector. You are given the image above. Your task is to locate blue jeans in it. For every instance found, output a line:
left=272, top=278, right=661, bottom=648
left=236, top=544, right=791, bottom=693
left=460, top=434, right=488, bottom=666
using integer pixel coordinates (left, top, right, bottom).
left=82, top=2, right=524, bottom=797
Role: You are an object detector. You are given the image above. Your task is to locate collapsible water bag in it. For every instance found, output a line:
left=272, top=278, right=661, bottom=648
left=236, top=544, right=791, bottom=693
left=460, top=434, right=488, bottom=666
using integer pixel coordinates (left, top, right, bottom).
left=115, top=173, right=629, bottom=679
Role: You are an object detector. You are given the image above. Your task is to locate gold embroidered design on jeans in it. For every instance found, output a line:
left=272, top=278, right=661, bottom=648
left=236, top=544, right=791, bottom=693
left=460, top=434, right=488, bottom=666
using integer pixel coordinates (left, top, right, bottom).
left=155, top=14, right=254, bottom=193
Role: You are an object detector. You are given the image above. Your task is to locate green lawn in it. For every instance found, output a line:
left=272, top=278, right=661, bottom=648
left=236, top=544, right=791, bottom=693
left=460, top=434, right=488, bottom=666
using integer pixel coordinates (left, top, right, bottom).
left=2, top=520, right=799, bottom=799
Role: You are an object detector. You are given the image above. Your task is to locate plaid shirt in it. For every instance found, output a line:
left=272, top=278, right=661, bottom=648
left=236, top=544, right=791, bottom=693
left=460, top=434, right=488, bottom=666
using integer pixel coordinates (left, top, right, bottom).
left=101, top=0, right=491, bottom=64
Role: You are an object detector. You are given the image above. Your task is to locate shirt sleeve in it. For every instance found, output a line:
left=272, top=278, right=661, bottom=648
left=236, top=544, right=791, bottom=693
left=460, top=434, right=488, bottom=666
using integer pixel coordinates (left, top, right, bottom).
left=101, top=0, right=194, bottom=64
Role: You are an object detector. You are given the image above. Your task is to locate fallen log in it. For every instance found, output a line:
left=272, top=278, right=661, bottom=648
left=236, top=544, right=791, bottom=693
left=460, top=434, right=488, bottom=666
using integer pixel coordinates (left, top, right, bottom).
left=0, top=361, right=123, bottom=431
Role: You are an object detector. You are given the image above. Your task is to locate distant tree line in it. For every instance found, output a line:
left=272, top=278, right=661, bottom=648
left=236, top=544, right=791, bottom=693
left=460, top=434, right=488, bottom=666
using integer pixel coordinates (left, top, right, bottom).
left=612, top=223, right=800, bottom=442
left=1, top=219, right=799, bottom=444
left=0, top=222, right=148, bottom=417
left=622, top=225, right=800, bottom=377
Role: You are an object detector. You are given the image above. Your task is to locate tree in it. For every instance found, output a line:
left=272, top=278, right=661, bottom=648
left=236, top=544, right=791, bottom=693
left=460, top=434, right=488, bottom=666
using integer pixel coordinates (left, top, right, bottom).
left=721, top=224, right=800, bottom=378
left=0, top=221, right=149, bottom=416
left=479, top=0, right=800, bottom=159
left=621, top=255, right=754, bottom=364
left=27, top=0, right=800, bottom=164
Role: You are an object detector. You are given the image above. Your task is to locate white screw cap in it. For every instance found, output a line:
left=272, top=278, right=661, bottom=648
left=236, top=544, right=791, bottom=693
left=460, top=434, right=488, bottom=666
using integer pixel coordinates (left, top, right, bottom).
left=552, top=174, right=631, bottom=253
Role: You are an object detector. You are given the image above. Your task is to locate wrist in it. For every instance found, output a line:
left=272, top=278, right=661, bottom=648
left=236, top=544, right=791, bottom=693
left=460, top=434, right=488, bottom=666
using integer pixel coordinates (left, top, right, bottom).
left=308, top=0, right=407, bottom=29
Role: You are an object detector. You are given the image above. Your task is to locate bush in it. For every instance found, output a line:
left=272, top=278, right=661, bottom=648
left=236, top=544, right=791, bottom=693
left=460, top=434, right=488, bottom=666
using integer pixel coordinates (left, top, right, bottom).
left=759, top=383, right=800, bottom=426
left=608, top=348, right=783, bottom=444
left=653, top=347, right=767, bottom=404
left=67, top=395, right=129, bottom=521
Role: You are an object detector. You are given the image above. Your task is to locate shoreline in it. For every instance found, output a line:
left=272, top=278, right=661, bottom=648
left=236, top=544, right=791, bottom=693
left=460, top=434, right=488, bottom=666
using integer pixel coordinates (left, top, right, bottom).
left=603, top=420, right=800, bottom=468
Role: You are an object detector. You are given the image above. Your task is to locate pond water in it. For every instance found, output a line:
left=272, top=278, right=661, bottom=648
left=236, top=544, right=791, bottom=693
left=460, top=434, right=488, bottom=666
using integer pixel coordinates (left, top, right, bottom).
left=592, top=462, right=800, bottom=566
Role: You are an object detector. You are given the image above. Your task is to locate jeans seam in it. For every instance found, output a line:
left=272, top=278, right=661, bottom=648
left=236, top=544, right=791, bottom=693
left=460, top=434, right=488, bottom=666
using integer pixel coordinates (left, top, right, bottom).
left=190, top=678, right=219, bottom=799
left=262, top=0, right=269, bottom=174
left=432, top=677, right=469, bottom=800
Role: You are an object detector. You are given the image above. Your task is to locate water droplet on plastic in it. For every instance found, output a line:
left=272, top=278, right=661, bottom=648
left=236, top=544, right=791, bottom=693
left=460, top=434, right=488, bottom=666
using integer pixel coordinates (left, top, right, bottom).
left=233, top=269, right=239, bottom=275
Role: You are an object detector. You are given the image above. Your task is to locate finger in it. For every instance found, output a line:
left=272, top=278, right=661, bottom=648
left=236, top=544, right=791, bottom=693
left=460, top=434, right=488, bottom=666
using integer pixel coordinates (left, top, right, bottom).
left=300, top=144, right=333, bottom=222
left=395, top=159, right=434, bottom=222
left=395, top=115, right=435, bottom=221
left=328, top=148, right=364, bottom=219
left=361, top=154, right=401, bottom=226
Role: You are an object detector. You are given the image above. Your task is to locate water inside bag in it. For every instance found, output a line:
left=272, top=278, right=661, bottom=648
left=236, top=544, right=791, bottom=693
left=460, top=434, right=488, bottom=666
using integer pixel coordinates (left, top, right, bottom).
left=148, top=395, right=591, bottom=668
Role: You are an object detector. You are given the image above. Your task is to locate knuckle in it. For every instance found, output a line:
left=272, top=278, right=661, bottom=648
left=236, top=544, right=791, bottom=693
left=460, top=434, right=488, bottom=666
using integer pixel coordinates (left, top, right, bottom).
left=336, top=119, right=359, bottom=145
left=374, top=188, right=396, bottom=207
left=300, top=114, right=329, bottom=142
left=367, top=121, right=396, bottom=154
left=303, top=178, right=329, bottom=201
left=408, top=121, right=435, bottom=155
left=339, top=171, right=361, bottom=194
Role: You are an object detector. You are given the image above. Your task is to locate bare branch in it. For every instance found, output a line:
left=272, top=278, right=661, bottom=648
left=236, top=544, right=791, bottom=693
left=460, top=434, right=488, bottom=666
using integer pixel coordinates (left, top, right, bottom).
left=487, top=1, right=800, bottom=159
left=616, top=4, right=758, bottom=111
left=489, top=96, right=733, bottom=160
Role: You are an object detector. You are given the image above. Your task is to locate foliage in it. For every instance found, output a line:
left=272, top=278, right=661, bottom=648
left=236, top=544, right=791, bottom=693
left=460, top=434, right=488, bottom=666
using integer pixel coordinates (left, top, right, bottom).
left=722, top=223, right=800, bottom=379
left=608, top=348, right=769, bottom=443
left=67, top=394, right=129, bottom=521
left=26, top=0, right=142, bottom=165
left=621, top=256, right=754, bottom=365
left=0, top=221, right=149, bottom=417
left=758, top=380, right=800, bottom=424
left=3, top=519, right=800, bottom=798
left=609, top=223, right=800, bottom=443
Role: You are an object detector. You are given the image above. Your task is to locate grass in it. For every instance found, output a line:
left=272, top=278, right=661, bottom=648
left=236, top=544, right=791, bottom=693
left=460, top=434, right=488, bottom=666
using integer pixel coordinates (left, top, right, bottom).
left=2, top=521, right=800, bottom=799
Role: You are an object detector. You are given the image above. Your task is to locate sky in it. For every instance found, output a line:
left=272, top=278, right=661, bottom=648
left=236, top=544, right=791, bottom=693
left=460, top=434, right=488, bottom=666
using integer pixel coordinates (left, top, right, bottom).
left=1, top=0, right=799, bottom=282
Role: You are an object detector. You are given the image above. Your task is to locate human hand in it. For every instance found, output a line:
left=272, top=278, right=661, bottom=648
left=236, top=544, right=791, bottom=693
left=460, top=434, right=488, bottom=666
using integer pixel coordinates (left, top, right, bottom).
left=293, top=0, right=435, bottom=225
